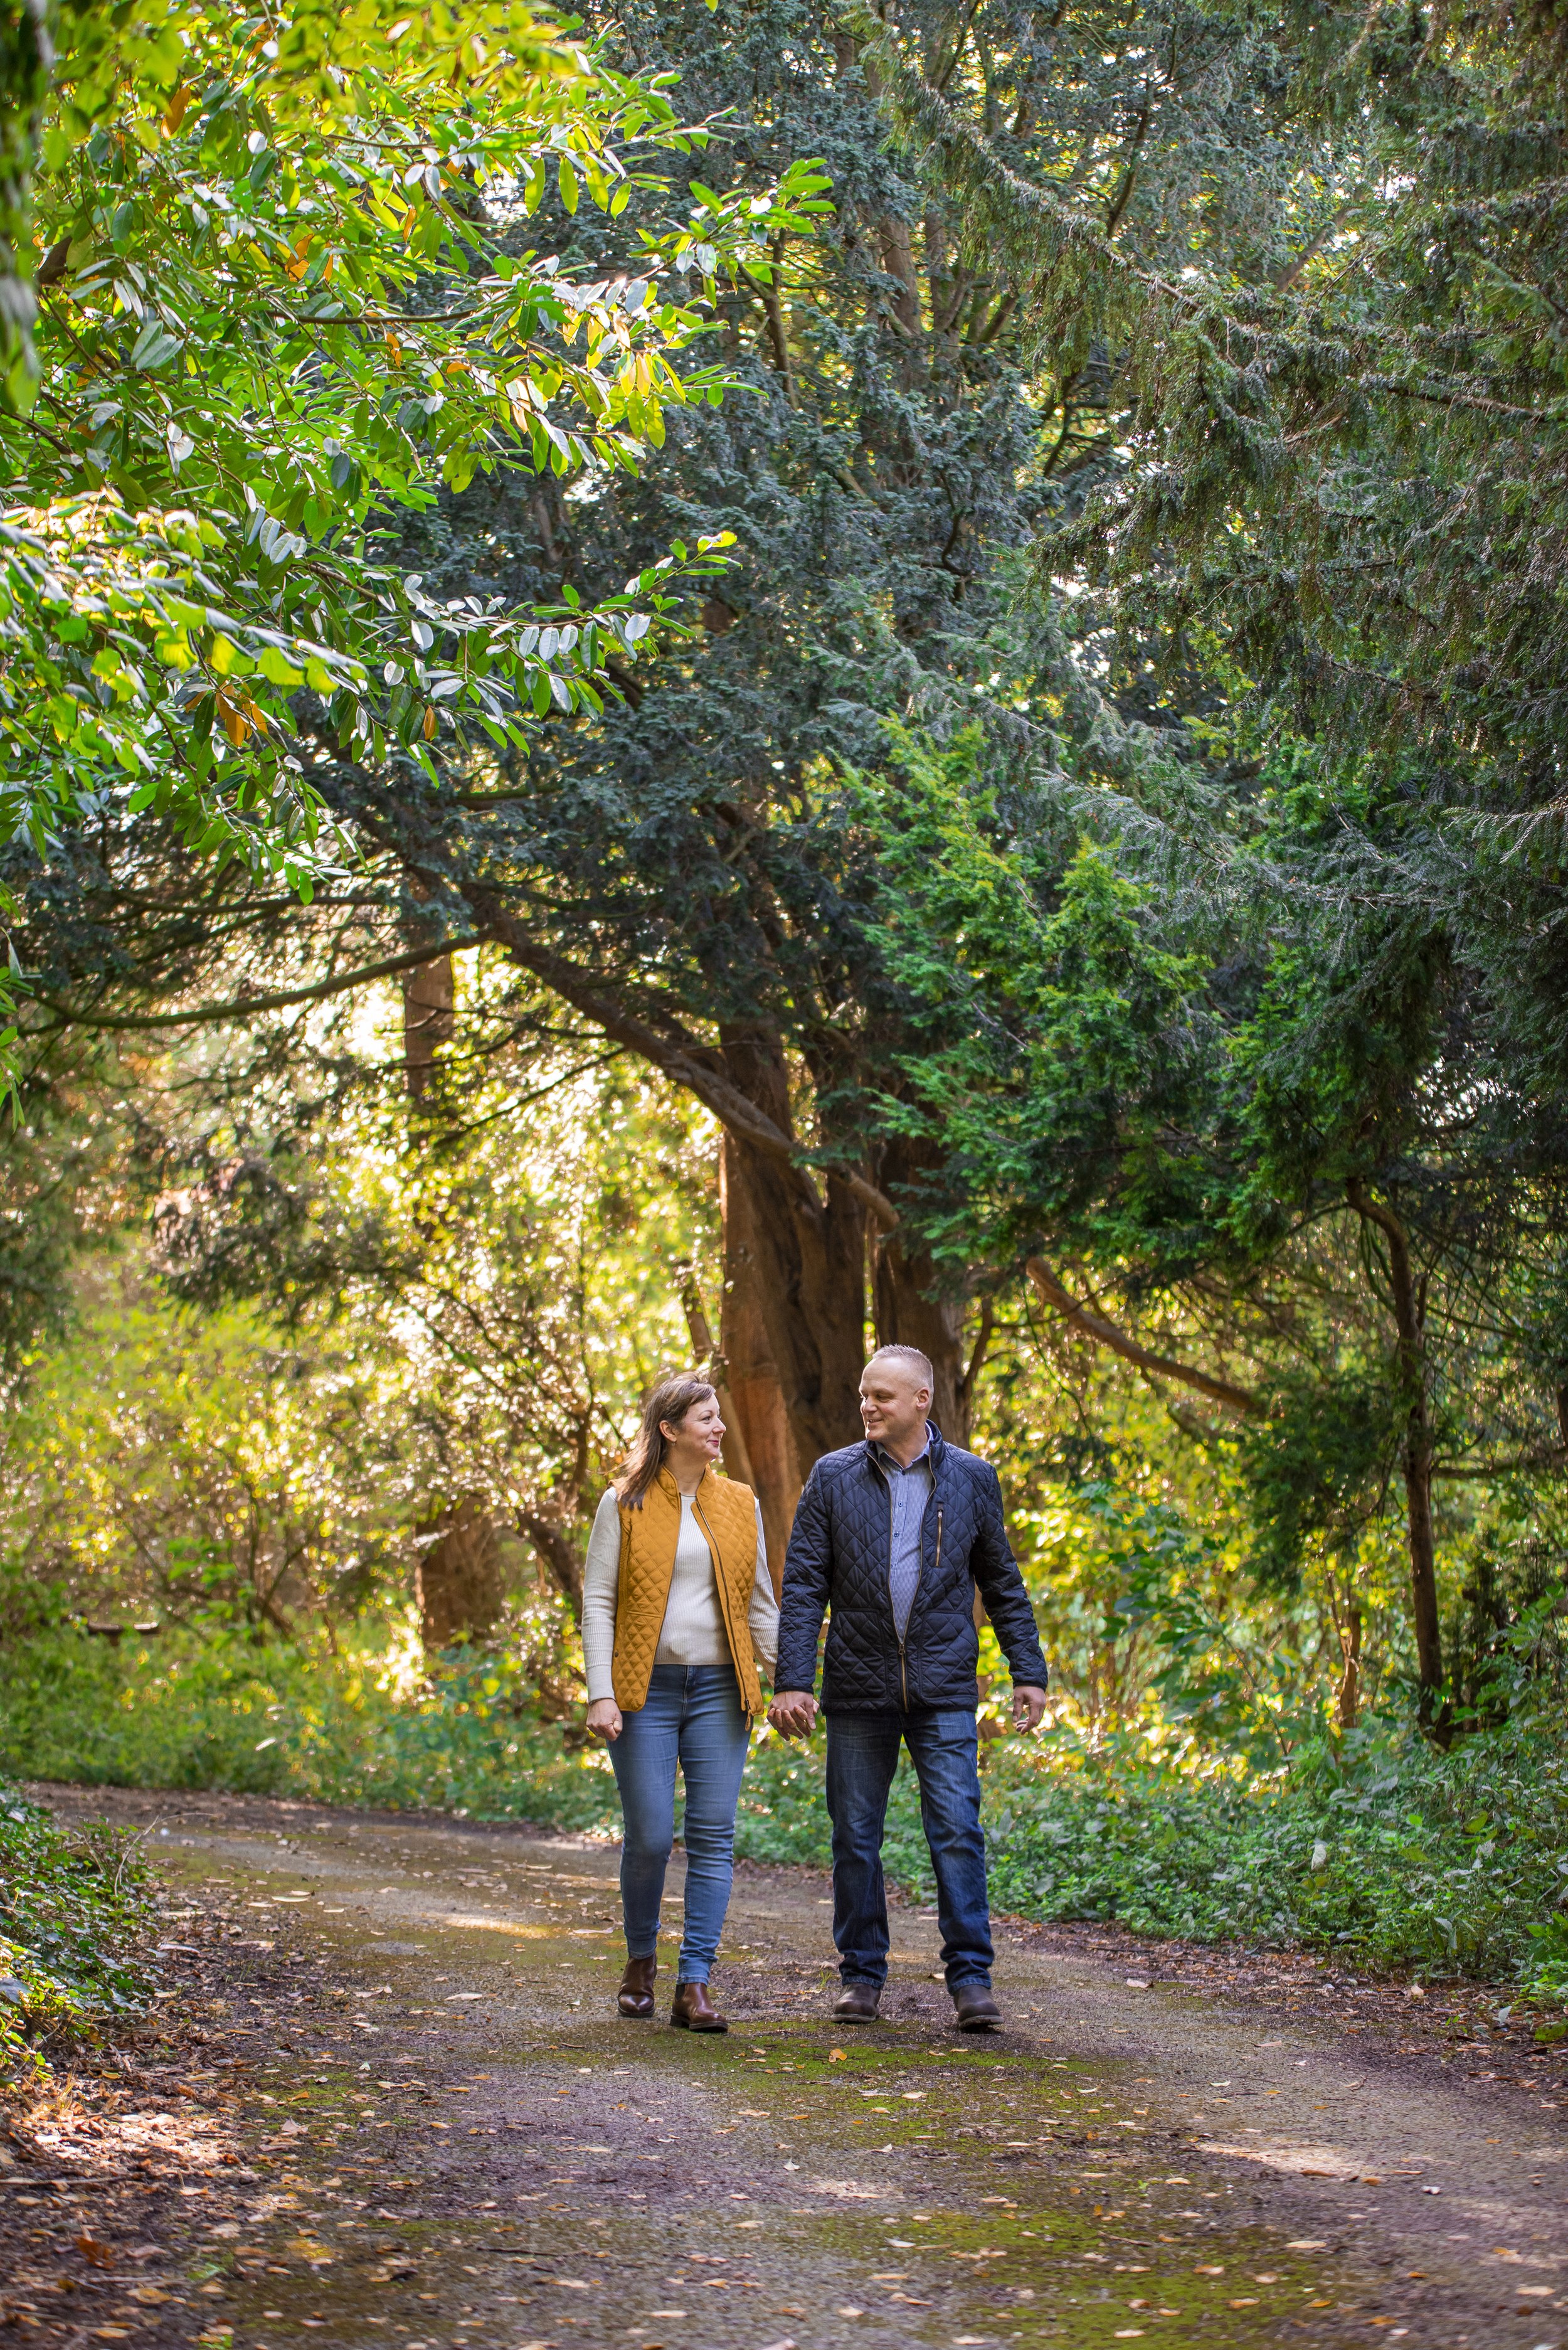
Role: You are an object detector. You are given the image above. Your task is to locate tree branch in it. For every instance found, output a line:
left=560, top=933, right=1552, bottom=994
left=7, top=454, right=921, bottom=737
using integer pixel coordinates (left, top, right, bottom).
left=1430, top=1450, right=1567, bottom=1480
left=464, top=886, right=901, bottom=1230
left=33, top=938, right=480, bottom=1033
left=1025, top=1257, right=1264, bottom=1416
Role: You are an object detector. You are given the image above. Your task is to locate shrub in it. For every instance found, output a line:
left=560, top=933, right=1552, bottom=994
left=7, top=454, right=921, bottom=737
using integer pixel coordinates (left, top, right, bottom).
left=0, top=1789, right=155, bottom=2080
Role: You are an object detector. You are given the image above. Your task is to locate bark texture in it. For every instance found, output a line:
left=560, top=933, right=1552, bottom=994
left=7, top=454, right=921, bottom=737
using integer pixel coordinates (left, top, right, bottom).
left=719, top=1137, right=802, bottom=1589
left=403, top=953, right=454, bottom=1098
left=1348, top=1181, right=1444, bottom=1705
left=677, top=1260, right=761, bottom=1500
left=416, top=1494, right=506, bottom=1649
left=718, top=1028, right=867, bottom=1479
left=872, top=1137, right=971, bottom=1443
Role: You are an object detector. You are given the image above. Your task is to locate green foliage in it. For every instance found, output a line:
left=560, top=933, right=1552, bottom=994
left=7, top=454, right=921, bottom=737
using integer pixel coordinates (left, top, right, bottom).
left=0, top=1619, right=623, bottom=1828
left=2, top=1264, right=410, bottom=1632
left=984, top=1712, right=1568, bottom=1988
left=856, top=725, right=1219, bottom=1272
left=0, top=1782, right=156, bottom=2076
left=0, top=0, right=830, bottom=1102
left=1, top=1041, right=721, bottom=1640
left=0, top=0, right=53, bottom=411
left=13, top=1612, right=1568, bottom=1994
left=1234, top=1368, right=1400, bottom=1595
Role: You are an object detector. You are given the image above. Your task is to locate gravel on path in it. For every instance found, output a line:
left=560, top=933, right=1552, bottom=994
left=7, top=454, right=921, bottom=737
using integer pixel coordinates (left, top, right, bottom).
left=2, top=1782, right=1564, bottom=2350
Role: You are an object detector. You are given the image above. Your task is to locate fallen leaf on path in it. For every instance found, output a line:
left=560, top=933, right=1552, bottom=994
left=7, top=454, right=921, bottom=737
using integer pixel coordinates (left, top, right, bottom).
left=75, top=2235, right=115, bottom=2268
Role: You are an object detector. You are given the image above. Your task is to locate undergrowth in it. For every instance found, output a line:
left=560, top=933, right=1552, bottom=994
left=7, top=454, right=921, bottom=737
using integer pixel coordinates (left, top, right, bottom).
left=0, top=1788, right=156, bottom=2083
left=4, top=1624, right=1568, bottom=1998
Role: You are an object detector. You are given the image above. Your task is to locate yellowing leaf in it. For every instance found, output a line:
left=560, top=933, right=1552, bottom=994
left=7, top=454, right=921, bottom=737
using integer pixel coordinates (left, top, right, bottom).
left=257, top=645, right=304, bottom=688
left=215, top=687, right=250, bottom=748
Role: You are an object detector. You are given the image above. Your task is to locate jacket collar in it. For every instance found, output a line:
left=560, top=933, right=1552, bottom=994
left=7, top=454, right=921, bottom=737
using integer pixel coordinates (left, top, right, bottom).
left=655, top=1464, right=711, bottom=1503
left=862, top=1422, right=945, bottom=1475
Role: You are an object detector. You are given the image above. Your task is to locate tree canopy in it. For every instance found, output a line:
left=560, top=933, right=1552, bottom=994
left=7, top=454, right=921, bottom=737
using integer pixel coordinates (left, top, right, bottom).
left=4, top=0, right=1568, bottom=1760
left=0, top=0, right=827, bottom=1075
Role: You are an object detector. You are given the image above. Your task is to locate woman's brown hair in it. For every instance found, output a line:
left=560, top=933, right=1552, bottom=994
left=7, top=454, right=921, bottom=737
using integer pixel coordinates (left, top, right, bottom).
left=615, top=1373, right=717, bottom=1510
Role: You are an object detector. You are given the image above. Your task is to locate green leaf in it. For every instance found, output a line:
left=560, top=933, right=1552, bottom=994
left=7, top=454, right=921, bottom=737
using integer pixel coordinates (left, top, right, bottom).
left=256, top=646, right=305, bottom=688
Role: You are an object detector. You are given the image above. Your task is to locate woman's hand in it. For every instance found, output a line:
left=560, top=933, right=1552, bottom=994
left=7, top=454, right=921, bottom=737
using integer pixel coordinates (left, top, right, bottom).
left=767, top=1691, right=817, bottom=1738
left=586, top=1698, right=623, bottom=1744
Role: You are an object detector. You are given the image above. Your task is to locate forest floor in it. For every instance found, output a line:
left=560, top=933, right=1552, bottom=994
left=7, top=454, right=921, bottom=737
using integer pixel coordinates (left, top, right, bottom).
left=3, top=1785, right=1567, bottom=2350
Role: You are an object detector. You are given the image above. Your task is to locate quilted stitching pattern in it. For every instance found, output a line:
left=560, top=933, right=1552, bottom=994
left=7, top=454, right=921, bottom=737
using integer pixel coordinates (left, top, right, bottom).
left=693, top=1475, right=764, bottom=1716
left=776, top=1429, right=1048, bottom=1713
left=611, top=1470, right=763, bottom=1715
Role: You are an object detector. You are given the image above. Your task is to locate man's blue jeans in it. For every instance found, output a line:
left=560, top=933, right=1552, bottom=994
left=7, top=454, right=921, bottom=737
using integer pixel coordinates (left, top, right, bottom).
left=825, top=1708, right=993, bottom=1989
left=609, top=1664, right=751, bottom=1984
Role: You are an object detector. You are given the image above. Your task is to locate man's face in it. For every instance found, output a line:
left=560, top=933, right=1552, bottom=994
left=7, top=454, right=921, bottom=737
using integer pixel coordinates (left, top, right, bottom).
left=859, top=1360, right=931, bottom=1453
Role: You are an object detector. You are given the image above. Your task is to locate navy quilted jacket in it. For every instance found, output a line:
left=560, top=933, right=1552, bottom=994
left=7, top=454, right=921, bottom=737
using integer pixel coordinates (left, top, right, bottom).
left=775, top=1428, right=1049, bottom=1713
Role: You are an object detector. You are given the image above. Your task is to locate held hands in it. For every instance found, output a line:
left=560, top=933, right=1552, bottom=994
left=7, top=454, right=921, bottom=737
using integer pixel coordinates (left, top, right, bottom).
left=767, top=1690, right=818, bottom=1738
left=586, top=1698, right=623, bottom=1744
left=1012, top=1683, right=1048, bottom=1734
left=765, top=1689, right=1041, bottom=1735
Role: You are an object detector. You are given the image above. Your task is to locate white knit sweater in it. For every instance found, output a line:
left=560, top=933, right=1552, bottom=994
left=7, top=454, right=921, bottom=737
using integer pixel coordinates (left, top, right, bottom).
left=580, top=1487, right=779, bottom=1704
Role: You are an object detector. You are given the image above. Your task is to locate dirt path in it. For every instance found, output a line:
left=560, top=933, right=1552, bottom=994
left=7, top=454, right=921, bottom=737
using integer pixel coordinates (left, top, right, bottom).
left=6, top=1785, right=1567, bottom=2350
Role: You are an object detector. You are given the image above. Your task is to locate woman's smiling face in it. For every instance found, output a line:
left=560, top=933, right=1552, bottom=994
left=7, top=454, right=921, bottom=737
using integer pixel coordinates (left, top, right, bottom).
left=663, top=1391, right=725, bottom=1466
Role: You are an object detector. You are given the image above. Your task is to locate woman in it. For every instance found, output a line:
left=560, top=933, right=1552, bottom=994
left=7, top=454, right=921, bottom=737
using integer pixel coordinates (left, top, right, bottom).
left=583, top=1372, right=778, bottom=2032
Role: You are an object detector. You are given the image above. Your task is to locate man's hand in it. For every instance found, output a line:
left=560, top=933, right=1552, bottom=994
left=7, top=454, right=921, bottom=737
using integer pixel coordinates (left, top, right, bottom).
left=768, top=1690, right=818, bottom=1738
left=586, top=1698, right=623, bottom=1744
left=1012, top=1683, right=1048, bottom=1735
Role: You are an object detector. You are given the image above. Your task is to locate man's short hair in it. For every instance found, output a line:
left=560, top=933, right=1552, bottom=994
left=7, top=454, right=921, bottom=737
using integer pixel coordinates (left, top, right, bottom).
left=864, top=1343, right=935, bottom=1393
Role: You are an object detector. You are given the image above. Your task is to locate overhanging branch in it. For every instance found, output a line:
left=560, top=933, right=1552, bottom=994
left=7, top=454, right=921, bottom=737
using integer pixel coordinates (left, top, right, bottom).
left=1430, top=1450, right=1568, bottom=1481
left=467, top=887, right=901, bottom=1230
left=1025, top=1257, right=1264, bottom=1417
left=33, top=937, right=480, bottom=1033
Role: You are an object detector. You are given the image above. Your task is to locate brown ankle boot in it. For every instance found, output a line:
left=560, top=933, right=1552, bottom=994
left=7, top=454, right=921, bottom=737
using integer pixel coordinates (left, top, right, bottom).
left=617, top=1954, right=657, bottom=2018
left=670, top=1979, right=728, bottom=2033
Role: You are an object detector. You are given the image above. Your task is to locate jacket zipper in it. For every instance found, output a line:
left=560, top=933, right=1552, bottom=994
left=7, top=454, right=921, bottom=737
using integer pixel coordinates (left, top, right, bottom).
left=877, top=1470, right=906, bottom=1707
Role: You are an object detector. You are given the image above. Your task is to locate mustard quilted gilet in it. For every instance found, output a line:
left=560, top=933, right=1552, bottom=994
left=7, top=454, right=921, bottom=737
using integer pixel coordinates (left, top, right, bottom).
left=610, top=1468, right=763, bottom=1715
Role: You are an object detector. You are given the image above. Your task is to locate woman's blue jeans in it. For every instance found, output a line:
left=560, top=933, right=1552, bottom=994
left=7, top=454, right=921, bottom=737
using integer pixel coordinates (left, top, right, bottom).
left=609, top=1664, right=751, bottom=1984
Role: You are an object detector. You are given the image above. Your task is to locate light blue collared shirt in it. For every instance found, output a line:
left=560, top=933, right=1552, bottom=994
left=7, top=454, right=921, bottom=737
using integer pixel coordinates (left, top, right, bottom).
left=874, top=1425, right=933, bottom=1642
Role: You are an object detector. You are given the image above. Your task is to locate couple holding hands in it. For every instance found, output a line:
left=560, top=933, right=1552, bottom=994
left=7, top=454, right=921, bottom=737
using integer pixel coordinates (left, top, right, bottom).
left=581, top=1346, right=1049, bottom=2034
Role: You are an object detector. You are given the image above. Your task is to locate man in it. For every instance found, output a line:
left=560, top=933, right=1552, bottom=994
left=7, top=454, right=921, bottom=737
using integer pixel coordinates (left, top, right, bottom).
left=768, top=1346, right=1049, bottom=2033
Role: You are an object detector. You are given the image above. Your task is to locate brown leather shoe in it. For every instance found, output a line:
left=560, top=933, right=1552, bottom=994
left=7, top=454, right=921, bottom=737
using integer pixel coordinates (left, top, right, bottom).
left=953, top=1984, right=1004, bottom=2032
left=670, top=1979, right=728, bottom=2033
left=617, top=1954, right=657, bottom=2018
left=834, top=1981, right=882, bottom=2024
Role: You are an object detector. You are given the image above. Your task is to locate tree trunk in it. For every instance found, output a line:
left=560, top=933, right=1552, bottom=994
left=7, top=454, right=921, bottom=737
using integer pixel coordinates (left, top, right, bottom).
left=718, top=1028, right=867, bottom=1479
left=1347, top=1181, right=1444, bottom=1711
left=416, top=1494, right=505, bottom=1648
left=677, top=1258, right=761, bottom=1501
left=1401, top=1413, right=1443, bottom=1711
left=1333, top=1593, right=1362, bottom=1730
left=872, top=1137, right=973, bottom=1443
left=403, top=953, right=453, bottom=1098
left=874, top=1241, right=972, bottom=1442
left=518, top=1509, right=584, bottom=1621
left=719, top=1139, right=802, bottom=1589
